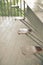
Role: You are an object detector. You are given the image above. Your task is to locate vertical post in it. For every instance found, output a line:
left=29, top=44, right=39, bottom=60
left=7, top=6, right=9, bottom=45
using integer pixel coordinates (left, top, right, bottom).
left=17, top=0, right=19, bottom=16
left=2, top=0, right=5, bottom=16
left=1, top=0, right=3, bottom=16
left=20, top=0, right=22, bottom=16
left=13, top=0, right=16, bottom=16
left=24, top=1, right=25, bottom=19
left=0, top=0, right=3, bottom=16
left=4, top=0, right=7, bottom=16
left=10, top=0, right=12, bottom=16
left=7, top=0, right=9, bottom=16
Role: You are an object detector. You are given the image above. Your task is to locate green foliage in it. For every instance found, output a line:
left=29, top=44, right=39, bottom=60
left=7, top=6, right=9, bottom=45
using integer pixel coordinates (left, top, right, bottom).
left=0, top=0, right=24, bottom=16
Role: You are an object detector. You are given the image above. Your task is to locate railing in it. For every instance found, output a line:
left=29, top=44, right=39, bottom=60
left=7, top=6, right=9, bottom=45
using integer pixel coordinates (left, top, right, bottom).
left=0, top=0, right=24, bottom=17
left=20, top=0, right=43, bottom=48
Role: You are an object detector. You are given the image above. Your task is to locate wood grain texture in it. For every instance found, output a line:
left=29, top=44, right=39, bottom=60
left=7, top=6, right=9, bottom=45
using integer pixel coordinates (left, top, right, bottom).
left=0, top=17, right=43, bottom=65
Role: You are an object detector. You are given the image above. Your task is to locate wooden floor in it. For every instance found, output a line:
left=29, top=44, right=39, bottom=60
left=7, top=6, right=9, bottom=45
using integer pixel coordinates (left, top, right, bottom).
left=0, top=17, right=43, bottom=65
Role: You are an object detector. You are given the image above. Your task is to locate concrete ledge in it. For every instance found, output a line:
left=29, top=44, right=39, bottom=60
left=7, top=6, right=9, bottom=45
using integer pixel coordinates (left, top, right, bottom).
left=11, top=5, right=19, bottom=8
